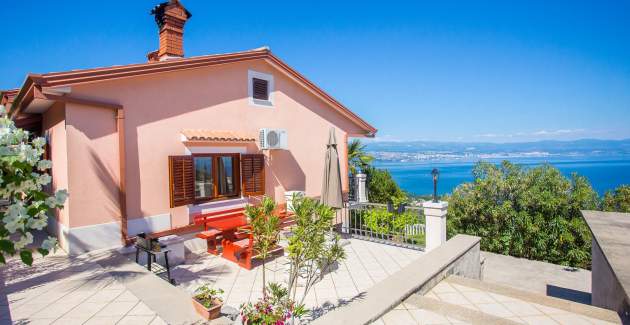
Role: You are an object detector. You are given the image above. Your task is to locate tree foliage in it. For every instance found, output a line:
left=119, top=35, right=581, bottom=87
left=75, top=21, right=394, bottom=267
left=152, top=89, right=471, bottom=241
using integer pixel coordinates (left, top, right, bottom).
left=0, top=105, right=67, bottom=265
left=347, top=139, right=374, bottom=175
left=285, top=195, right=345, bottom=305
left=602, top=185, right=630, bottom=213
left=364, top=166, right=406, bottom=204
left=447, top=161, right=596, bottom=269
left=245, top=196, right=280, bottom=297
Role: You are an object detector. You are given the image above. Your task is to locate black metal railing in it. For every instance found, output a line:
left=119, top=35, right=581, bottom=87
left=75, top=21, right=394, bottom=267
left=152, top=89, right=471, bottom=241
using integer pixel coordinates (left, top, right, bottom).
left=348, top=174, right=357, bottom=202
left=336, top=202, right=426, bottom=250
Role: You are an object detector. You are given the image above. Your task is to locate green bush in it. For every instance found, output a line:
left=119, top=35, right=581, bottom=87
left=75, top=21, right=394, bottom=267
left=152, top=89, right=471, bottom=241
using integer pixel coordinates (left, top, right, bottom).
left=602, top=185, right=630, bottom=212
left=365, top=166, right=406, bottom=204
left=362, top=207, right=425, bottom=246
left=363, top=207, right=391, bottom=235
left=447, top=161, right=597, bottom=269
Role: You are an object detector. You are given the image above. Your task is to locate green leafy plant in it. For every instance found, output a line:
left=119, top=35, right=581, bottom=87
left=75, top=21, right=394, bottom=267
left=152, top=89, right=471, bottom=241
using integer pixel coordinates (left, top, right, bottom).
left=0, top=105, right=67, bottom=265
left=602, top=185, right=630, bottom=212
left=447, top=161, right=597, bottom=269
left=193, top=284, right=224, bottom=308
left=285, top=195, right=346, bottom=305
left=246, top=196, right=281, bottom=297
left=364, top=166, right=407, bottom=204
left=347, top=139, right=374, bottom=175
left=364, top=208, right=391, bottom=235
left=239, top=282, right=306, bottom=325
left=362, top=207, right=424, bottom=245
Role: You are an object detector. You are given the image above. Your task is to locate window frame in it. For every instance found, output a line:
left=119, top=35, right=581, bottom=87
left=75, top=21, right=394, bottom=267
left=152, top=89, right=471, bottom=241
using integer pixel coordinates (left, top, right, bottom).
left=248, top=70, right=274, bottom=107
left=192, top=153, right=241, bottom=204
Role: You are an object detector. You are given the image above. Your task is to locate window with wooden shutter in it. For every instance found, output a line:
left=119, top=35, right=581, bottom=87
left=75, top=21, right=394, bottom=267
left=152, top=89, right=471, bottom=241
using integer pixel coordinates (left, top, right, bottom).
left=169, top=155, right=194, bottom=207
left=241, top=154, right=265, bottom=196
left=252, top=78, right=269, bottom=100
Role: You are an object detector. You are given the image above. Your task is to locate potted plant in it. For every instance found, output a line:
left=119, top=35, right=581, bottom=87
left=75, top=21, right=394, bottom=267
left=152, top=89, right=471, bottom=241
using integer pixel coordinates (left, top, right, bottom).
left=192, top=284, right=224, bottom=320
left=239, top=283, right=306, bottom=325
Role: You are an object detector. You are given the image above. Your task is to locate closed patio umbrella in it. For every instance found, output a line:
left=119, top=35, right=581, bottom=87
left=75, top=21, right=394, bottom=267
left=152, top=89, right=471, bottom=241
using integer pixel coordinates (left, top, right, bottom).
left=321, top=128, right=343, bottom=209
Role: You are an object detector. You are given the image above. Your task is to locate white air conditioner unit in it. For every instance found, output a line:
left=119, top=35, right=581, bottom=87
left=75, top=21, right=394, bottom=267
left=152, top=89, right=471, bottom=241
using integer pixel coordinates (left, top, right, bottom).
left=260, top=128, right=288, bottom=150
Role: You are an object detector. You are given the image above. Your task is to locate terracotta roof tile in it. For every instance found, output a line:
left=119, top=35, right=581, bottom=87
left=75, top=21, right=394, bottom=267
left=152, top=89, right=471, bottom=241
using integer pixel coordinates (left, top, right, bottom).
left=181, top=129, right=257, bottom=142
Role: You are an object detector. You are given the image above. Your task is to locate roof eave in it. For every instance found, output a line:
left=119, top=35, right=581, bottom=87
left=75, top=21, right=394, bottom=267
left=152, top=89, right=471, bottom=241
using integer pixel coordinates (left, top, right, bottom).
left=7, top=49, right=378, bottom=134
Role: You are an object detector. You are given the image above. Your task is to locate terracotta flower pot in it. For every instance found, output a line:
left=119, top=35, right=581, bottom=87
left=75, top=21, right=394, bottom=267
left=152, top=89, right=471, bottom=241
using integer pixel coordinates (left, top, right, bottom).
left=192, top=297, right=223, bottom=320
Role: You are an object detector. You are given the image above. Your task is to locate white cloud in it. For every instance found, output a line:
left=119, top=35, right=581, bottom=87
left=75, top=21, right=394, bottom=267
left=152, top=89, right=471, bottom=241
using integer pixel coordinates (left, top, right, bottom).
left=532, top=129, right=584, bottom=136
left=364, top=134, right=429, bottom=142
left=474, top=129, right=586, bottom=139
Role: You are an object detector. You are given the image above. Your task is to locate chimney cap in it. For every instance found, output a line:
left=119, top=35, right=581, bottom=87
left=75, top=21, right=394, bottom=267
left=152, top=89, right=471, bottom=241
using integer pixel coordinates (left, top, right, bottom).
left=151, top=0, right=192, bottom=29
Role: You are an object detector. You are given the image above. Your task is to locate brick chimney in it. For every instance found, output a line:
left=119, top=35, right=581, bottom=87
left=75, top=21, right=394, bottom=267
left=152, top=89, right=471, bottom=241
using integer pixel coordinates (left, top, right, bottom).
left=148, top=0, right=192, bottom=62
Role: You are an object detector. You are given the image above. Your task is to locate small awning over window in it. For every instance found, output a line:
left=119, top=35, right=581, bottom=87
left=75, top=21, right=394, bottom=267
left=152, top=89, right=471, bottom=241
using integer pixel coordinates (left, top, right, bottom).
left=181, top=129, right=257, bottom=143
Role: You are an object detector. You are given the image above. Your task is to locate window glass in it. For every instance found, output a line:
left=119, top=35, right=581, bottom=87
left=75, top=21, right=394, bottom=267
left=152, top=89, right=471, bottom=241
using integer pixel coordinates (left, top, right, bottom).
left=217, top=156, right=235, bottom=195
left=194, top=157, right=213, bottom=199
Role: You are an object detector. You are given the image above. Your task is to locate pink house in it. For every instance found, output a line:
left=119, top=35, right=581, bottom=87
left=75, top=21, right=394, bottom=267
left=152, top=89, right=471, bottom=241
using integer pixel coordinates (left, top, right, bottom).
left=0, top=0, right=376, bottom=254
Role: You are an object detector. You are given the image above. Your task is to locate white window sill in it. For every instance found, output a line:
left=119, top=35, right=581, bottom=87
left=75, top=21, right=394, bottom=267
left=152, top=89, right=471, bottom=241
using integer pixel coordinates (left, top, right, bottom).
left=249, top=98, right=274, bottom=108
left=188, top=197, right=248, bottom=215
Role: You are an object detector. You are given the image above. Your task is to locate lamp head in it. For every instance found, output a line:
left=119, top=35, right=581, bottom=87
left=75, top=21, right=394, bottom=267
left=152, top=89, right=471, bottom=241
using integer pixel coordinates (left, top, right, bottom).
left=431, top=168, right=439, bottom=181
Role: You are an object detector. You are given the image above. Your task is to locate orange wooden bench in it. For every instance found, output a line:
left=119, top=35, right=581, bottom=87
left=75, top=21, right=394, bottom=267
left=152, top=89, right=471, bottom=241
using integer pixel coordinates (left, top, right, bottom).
left=222, top=233, right=255, bottom=269
left=193, top=207, right=247, bottom=255
left=221, top=209, right=293, bottom=270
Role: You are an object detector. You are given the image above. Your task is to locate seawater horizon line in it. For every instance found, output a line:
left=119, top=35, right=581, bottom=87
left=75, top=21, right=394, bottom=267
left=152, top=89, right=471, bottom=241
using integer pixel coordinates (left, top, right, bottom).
left=373, top=156, right=630, bottom=196
left=362, top=137, right=630, bottom=145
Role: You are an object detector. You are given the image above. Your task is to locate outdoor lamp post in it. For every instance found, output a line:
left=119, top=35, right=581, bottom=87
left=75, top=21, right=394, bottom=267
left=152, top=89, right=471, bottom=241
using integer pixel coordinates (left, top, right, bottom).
left=431, top=168, right=439, bottom=202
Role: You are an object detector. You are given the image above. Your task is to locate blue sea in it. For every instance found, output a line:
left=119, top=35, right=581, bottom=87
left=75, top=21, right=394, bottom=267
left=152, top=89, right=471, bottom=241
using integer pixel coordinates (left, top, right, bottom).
left=373, top=156, right=630, bottom=196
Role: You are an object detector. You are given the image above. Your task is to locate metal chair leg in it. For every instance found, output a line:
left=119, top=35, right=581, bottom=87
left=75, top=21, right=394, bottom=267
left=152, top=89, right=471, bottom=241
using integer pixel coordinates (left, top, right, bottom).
left=164, top=251, right=171, bottom=282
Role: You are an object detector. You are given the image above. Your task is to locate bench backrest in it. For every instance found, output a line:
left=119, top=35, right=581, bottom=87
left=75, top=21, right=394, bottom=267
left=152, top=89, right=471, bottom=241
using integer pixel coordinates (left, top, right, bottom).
left=193, top=207, right=247, bottom=231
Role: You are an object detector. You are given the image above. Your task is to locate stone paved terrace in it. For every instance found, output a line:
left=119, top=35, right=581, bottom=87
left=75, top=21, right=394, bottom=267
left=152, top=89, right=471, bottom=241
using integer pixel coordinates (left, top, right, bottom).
left=379, top=276, right=620, bottom=324
left=172, top=238, right=424, bottom=317
left=0, top=252, right=167, bottom=325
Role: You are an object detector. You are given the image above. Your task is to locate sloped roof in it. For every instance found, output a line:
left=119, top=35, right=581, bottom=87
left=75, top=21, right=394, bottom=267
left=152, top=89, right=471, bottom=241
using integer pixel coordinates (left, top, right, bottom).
left=9, top=48, right=376, bottom=136
left=0, top=88, right=19, bottom=106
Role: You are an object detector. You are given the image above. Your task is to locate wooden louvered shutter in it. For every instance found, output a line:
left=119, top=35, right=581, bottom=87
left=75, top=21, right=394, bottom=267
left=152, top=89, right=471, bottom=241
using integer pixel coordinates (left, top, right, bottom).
left=169, top=155, right=194, bottom=207
left=241, top=154, right=265, bottom=196
left=252, top=78, right=269, bottom=100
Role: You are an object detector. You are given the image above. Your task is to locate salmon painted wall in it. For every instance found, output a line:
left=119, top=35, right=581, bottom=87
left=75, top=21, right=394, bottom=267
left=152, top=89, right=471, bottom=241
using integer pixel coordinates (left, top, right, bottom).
left=42, top=102, right=69, bottom=225
left=41, top=102, right=71, bottom=249
left=65, top=103, right=121, bottom=227
left=64, top=59, right=365, bottom=228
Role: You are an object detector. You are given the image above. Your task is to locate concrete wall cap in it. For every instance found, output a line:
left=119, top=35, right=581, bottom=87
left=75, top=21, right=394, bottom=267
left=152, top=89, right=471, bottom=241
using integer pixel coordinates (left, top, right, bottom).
left=422, top=201, right=449, bottom=209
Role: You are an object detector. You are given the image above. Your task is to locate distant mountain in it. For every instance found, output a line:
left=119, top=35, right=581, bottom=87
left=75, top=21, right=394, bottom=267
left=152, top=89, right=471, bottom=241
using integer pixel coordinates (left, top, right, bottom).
left=365, top=139, right=630, bottom=162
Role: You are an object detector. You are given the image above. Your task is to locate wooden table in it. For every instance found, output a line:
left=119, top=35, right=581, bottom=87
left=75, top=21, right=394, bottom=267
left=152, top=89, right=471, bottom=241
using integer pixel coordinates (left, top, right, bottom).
left=204, top=214, right=248, bottom=241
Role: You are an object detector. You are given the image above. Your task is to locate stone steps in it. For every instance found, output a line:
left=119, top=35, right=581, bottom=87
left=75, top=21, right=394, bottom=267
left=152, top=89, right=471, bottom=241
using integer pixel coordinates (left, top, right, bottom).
left=404, top=295, right=521, bottom=325
left=383, top=275, right=621, bottom=324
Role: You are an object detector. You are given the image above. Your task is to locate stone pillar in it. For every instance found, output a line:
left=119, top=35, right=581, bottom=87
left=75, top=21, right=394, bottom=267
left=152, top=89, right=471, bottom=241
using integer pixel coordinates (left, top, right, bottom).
left=355, top=173, right=368, bottom=203
left=423, top=201, right=448, bottom=251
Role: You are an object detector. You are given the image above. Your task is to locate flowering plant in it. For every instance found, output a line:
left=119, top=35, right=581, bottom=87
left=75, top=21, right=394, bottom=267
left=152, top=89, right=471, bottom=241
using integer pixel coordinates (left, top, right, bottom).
left=239, top=283, right=306, bottom=325
left=0, top=104, right=67, bottom=265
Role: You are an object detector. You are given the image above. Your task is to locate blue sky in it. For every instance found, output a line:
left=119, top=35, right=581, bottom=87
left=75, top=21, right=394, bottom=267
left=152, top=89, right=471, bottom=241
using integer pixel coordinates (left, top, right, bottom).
left=1, top=1, right=629, bottom=143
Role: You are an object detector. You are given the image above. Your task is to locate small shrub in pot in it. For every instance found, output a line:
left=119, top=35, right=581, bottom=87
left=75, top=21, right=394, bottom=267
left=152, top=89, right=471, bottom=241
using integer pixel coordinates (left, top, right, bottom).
left=192, top=285, right=224, bottom=320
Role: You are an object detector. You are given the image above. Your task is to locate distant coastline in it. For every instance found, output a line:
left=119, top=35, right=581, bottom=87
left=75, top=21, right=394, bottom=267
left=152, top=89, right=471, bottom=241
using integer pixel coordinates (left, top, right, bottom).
left=365, top=139, right=630, bottom=196
left=366, top=138, right=630, bottom=163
